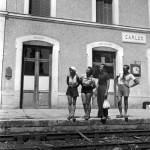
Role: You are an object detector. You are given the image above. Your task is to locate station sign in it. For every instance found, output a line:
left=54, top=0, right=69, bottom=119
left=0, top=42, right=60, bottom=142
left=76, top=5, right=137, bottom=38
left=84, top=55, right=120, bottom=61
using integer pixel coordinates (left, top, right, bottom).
left=122, top=32, right=146, bottom=44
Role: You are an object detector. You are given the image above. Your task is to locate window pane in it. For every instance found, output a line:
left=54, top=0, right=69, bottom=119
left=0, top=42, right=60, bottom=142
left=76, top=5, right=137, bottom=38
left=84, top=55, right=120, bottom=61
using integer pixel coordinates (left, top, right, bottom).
left=93, top=51, right=114, bottom=63
left=24, top=48, right=35, bottom=58
left=107, top=66, right=114, bottom=78
left=108, top=0, right=112, bottom=4
left=93, top=51, right=101, bottom=62
left=102, top=53, right=112, bottom=63
left=24, top=61, right=35, bottom=75
left=39, top=62, right=49, bottom=76
left=92, top=51, right=115, bottom=79
left=39, top=48, right=51, bottom=59
left=93, top=64, right=100, bottom=79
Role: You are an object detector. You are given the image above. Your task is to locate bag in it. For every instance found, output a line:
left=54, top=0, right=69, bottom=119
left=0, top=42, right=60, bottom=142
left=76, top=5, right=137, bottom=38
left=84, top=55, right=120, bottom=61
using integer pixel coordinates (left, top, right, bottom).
left=103, top=100, right=110, bottom=109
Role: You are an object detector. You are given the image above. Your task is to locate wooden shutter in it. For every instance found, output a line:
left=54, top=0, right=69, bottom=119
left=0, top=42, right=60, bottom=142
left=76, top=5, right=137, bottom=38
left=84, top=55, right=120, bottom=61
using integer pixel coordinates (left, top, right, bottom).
left=108, top=0, right=112, bottom=24
left=29, top=0, right=50, bottom=17
left=40, top=0, right=50, bottom=17
left=103, top=0, right=108, bottom=24
left=100, top=0, right=104, bottom=23
left=96, top=0, right=103, bottom=23
left=96, top=0, right=100, bottom=22
left=96, top=0, right=112, bottom=24
left=29, top=0, right=41, bottom=16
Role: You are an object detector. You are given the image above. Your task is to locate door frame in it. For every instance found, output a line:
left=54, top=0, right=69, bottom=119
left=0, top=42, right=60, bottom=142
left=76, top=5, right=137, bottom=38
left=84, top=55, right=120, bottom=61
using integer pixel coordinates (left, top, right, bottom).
left=147, top=48, right=150, bottom=100
left=20, top=44, right=52, bottom=108
left=86, top=41, right=123, bottom=106
left=87, top=41, right=123, bottom=75
left=15, top=35, right=60, bottom=108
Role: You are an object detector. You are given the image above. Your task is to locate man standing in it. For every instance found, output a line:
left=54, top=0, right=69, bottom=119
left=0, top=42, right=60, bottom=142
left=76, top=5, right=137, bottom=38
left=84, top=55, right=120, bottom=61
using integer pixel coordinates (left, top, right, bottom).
left=96, top=64, right=110, bottom=120
left=115, top=65, right=139, bottom=122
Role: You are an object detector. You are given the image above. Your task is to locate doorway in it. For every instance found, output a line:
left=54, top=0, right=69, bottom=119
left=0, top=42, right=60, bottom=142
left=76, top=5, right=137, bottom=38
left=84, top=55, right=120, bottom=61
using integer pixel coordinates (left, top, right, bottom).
left=20, top=44, right=52, bottom=109
left=92, top=50, right=116, bottom=107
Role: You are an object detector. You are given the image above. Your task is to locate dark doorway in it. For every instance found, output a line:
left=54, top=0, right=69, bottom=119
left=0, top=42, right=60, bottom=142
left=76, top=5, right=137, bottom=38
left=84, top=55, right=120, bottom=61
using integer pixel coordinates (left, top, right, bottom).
left=92, top=50, right=116, bottom=107
left=20, top=44, right=52, bottom=109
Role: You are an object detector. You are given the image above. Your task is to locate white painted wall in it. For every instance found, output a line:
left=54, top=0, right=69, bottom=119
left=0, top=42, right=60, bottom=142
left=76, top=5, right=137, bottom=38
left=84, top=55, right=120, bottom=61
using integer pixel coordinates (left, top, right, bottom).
left=0, top=0, right=6, bottom=11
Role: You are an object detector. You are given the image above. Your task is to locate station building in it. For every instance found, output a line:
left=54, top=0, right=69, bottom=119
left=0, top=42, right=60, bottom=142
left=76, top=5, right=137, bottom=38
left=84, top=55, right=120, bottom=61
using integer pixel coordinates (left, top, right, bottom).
left=0, top=0, right=150, bottom=109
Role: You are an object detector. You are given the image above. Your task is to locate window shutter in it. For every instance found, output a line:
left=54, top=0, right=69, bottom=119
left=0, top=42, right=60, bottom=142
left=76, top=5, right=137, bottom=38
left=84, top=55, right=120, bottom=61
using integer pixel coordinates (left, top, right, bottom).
left=96, top=0, right=100, bottom=23
left=96, top=0, right=112, bottom=24
left=100, top=0, right=104, bottom=23
left=40, top=0, right=50, bottom=17
left=108, top=0, right=112, bottom=24
left=29, top=0, right=41, bottom=16
left=96, top=0, right=104, bottom=23
left=29, top=0, right=50, bottom=17
left=103, top=0, right=108, bottom=24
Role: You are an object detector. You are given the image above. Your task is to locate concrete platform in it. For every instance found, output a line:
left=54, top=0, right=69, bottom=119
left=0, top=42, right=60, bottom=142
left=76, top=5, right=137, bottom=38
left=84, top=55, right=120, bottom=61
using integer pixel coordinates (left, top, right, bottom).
left=0, top=108, right=150, bottom=134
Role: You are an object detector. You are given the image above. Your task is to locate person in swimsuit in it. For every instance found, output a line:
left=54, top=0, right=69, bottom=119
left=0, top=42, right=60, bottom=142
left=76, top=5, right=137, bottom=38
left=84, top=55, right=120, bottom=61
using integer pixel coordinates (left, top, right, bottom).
left=80, top=67, right=96, bottom=120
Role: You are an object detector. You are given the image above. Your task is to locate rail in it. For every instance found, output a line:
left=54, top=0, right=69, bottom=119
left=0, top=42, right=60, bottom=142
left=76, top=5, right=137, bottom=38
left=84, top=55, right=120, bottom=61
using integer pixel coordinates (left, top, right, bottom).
left=0, top=130, right=150, bottom=149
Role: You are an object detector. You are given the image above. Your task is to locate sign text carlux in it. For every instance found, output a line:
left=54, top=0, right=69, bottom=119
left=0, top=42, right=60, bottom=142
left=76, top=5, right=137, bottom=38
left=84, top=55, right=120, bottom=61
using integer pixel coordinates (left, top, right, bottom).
left=122, top=32, right=146, bottom=44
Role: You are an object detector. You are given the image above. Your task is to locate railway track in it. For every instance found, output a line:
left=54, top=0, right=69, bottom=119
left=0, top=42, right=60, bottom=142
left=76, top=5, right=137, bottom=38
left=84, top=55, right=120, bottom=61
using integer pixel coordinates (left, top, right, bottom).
left=0, top=130, right=150, bottom=149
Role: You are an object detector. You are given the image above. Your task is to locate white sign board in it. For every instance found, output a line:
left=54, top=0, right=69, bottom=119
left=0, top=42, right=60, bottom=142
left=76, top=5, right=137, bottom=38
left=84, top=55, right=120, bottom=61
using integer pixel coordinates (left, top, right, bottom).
left=122, top=32, right=146, bottom=44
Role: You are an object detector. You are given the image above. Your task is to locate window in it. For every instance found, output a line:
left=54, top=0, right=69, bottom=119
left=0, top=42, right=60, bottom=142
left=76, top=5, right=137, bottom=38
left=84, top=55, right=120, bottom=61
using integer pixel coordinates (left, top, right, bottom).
left=23, top=45, right=52, bottom=76
left=96, top=0, right=112, bottom=24
left=92, top=51, right=115, bottom=79
left=29, top=0, right=51, bottom=17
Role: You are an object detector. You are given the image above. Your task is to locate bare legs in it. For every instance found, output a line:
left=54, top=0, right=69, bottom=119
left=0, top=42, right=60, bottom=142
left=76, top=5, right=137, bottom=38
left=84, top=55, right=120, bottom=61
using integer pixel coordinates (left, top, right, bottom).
left=81, top=93, right=93, bottom=120
left=81, top=93, right=86, bottom=115
left=118, top=96, right=123, bottom=117
left=124, top=96, right=128, bottom=117
left=67, top=96, right=77, bottom=120
left=118, top=96, right=128, bottom=117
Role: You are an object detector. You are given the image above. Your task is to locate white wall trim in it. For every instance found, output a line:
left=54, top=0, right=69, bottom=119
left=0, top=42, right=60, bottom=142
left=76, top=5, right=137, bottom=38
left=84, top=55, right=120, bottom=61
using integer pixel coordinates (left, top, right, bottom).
left=148, top=0, right=150, bottom=28
left=92, top=0, right=96, bottom=22
left=146, top=48, right=150, bottom=100
left=112, top=0, right=119, bottom=25
left=24, top=0, right=29, bottom=14
left=86, top=41, right=123, bottom=75
left=23, top=0, right=56, bottom=17
left=15, top=35, right=60, bottom=107
left=51, top=0, right=56, bottom=17
left=0, top=16, right=6, bottom=108
left=0, top=0, right=6, bottom=11
left=92, top=0, right=119, bottom=24
left=2, top=11, right=150, bottom=33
